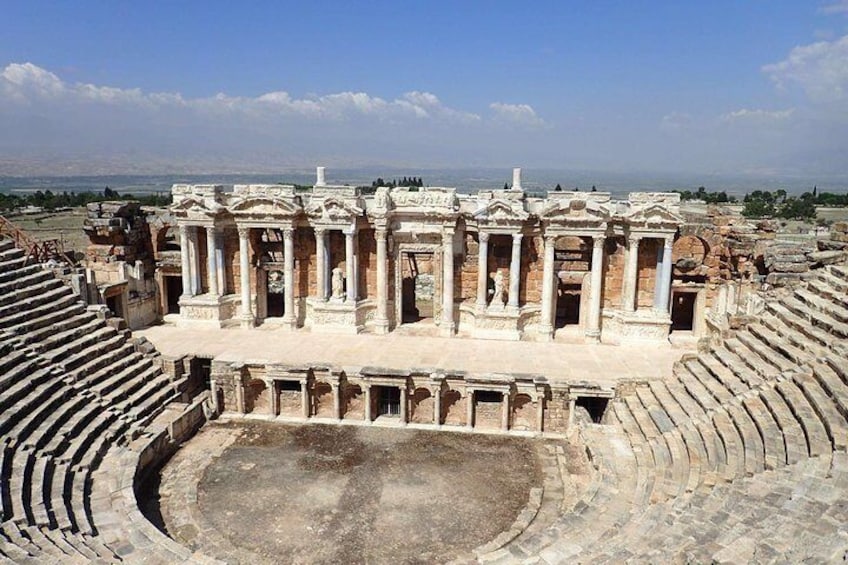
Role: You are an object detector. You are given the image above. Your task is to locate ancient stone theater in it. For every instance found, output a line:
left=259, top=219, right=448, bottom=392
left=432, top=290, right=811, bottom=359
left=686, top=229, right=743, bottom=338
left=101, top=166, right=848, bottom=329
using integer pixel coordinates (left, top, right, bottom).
left=1, top=167, right=847, bottom=563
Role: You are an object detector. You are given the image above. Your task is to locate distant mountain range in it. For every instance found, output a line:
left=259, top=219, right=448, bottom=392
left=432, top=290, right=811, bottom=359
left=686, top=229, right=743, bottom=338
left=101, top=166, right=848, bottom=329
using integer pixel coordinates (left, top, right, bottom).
left=0, top=168, right=845, bottom=198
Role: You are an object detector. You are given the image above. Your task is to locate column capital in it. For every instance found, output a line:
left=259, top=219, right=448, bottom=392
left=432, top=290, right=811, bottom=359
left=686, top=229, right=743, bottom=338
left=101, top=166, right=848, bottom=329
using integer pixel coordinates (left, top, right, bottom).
left=237, top=225, right=250, bottom=239
left=512, top=232, right=523, bottom=243
left=343, top=225, right=357, bottom=236
left=544, top=234, right=557, bottom=245
left=628, top=233, right=642, bottom=245
left=664, top=234, right=675, bottom=248
left=479, top=231, right=490, bottom=243
left=283, top=227, right=294, bottom=241
left=178, top=224, right=189, bottom=236
left=314, top=226, right=327, bottom=237
left=375, top=227, right=388, bottom=240
left=593, top=235, right=606, bottom=249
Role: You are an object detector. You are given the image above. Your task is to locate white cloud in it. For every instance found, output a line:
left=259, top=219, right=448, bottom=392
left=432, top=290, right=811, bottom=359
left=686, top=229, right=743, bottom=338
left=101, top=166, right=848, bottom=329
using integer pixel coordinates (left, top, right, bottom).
left=820, top=1, right=848, bottom=15
left=762, top=35, right=848, bottom=102
left=720, top=108, right=795, bottom=123
left=0, top=62, right=485, bottom=125
left=489, top=102, right=546, bottom=127
left=659, top=112, right=691, bottom=132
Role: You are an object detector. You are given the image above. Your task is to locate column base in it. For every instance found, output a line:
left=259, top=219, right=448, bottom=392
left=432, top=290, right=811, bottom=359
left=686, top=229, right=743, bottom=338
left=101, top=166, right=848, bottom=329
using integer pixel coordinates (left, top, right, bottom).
left=440, top=322, right=456, bottom=337
left=240, top=315, right=255, bottom=329
left=280, top=316, right=297, bottom=330
left=537, top=324, right=554, bottom=342
left=373, top=318, right=390, bottom=335
left=584, top=329, right=601, bottom=344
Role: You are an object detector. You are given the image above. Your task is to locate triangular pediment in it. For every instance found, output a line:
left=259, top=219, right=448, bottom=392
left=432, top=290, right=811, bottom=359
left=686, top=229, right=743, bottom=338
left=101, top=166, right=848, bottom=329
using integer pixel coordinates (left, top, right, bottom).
left=539, top=199, right=610, bottom=223
left=231, top=196, right=301, bottom=217
left=306, top=196, right=363, bottom=221
left=627, top=203, right=683, bottom=225
left=171, top=196, right=223, bottom=217
left=474, top=199, right=529, bottom=223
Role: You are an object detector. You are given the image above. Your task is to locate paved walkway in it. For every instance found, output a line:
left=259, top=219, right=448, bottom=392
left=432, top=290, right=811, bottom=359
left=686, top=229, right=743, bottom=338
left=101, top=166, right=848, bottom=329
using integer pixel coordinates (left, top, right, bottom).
left=137, top=325, right=687, bottom=386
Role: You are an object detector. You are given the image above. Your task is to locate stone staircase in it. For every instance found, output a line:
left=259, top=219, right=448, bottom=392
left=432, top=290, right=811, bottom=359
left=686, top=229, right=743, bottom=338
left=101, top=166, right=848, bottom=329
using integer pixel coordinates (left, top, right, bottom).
left=0, top=238, right=194, bottom=563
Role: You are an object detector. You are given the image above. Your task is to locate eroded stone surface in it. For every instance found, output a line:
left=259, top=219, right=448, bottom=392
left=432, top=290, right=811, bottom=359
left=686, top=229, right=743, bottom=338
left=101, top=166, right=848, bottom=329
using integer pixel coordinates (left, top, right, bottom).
left=158, top=421, right=547, bottom=564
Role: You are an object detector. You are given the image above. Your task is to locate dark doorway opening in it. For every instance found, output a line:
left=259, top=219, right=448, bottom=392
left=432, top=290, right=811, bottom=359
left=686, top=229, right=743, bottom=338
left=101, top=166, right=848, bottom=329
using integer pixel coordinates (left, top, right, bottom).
left=671, top=292, right=696, bottom=331
left=266, top=292, right=285, bottom=317
left=196, top=357, right=212, bottom=389
left=555, top=283, right=581, bottom=328
left=106, top=294, right=123, bottom=319
left=377, top=386, right=401, bottom=416
left=475, top=390, right=502, bottom=403
left=575, top=396, right=609, bottom=424
left=401, top=252, right=434, bottom=323
left=279, top=380, right=299, bottom=392
left=165, top=276, right=182, bottom=314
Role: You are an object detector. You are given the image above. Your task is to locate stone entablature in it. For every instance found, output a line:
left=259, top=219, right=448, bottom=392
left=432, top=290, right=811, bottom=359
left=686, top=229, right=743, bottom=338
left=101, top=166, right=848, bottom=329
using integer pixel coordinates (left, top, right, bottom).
left=168, top=167, right=685, bottom=343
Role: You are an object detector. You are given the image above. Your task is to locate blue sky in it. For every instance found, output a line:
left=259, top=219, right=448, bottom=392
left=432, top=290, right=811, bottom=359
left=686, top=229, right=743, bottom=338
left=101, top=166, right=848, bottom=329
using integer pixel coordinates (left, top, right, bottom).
left=1, top=1, right=847, bottom=177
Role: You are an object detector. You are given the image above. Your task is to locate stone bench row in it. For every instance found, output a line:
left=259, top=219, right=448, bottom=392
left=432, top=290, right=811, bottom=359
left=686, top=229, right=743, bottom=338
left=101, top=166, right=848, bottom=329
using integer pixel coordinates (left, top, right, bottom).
left=485, top=424, right=641, bottom=563
left=579, top=451, right=848, bottom=563
left=0, top=239, right=191, bottom=561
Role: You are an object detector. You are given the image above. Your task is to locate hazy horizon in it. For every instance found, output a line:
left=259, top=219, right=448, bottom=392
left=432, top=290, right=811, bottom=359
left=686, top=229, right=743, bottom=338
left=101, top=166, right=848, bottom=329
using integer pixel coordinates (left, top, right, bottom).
left=2, top=2, right=848, bottom=182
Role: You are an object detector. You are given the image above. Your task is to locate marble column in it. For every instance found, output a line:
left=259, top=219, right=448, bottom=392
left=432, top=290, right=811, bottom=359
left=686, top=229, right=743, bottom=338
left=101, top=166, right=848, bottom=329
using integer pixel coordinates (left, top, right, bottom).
left=315, top=228, right=327, bottom=300
left=332, top=383, right=341, bottom=420
left=375, top=228, right=389, bottom=332
left=539, top=235, right=556, bottom=339
left=205, top=226, right=219, bottom=296
left=658, top=235, right=674, bottom=314
left=187, top=226, right=201, bottom=295
left=466, top=389, right=474, bottom=429
left=623, top=235, right=641, bottom=313
left=179, top=225, right=192, bottom=298
left=501, top=391, right=510, bottom=431
left=433, top=387, right=442, bottom=426
left=210, top=379, right=220, bottom=413
left=536, top=394, right=545, bottom=433
left=265, top=379, right=276, bottom=416
left=399, top=386, right=407, bottom=425
left=508, top=233, right=523, bottom=308
left=652, top=240, right=664, bottom=310
left=586, top=235, right=605, bottom=341
left=442, top=228, right=456, bottom=336
left=364, top=384, right=372, bottom=422
left=300, top=380, right=310, bottom=419
left=283, top=228, right=295, bottom=325
left=344, top=227, right=357, bottom=303
left=238, top=226, right=253, bottom=327
left=476, top=232, right=489, bottom=308
left=215, top=230, right=225, bottom=295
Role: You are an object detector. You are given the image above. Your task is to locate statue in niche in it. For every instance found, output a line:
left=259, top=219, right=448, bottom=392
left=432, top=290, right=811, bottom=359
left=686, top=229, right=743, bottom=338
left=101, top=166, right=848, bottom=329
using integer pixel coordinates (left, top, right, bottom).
left=491, top=271, right=506, bottom=308
left=331, top=267, right=345, bottom=300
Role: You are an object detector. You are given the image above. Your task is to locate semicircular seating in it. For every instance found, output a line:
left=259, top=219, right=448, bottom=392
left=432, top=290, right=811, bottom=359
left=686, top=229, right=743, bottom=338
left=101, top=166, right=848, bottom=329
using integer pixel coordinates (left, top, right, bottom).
left=2, top=231, right=848, bottom=564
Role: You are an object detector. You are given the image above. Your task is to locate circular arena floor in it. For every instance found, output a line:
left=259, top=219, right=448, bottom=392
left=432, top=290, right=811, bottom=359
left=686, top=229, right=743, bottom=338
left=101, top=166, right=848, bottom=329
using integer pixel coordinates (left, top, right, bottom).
left=152, top=422, right=545, bottom=564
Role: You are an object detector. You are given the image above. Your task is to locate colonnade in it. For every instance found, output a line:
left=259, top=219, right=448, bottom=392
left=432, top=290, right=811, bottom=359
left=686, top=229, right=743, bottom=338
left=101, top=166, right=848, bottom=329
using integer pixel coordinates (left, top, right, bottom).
left=178, top=222, right=677, bottom=337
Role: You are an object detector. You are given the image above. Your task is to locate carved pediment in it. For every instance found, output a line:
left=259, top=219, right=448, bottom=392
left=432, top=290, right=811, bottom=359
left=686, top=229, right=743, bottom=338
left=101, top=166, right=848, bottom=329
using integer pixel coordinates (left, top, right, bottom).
left=473, top=199, right=529, bottom=224
left=230, top=196, right=302, bottom=217
left=539, top=198, right=610, bottom=224
left=171, top=196, right=223, bottom=217
left=305, top=196, right=363, bottom=221
left=626, top=203, right=683, bottom=227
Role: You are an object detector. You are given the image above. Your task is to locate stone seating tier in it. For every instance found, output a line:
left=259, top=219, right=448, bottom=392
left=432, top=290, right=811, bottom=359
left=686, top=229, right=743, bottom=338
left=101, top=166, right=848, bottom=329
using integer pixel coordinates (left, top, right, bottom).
left=0, top=237, right=189, bottom=561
